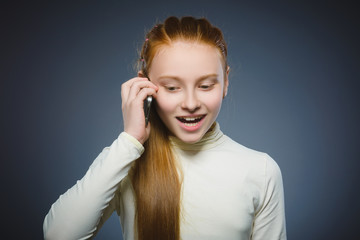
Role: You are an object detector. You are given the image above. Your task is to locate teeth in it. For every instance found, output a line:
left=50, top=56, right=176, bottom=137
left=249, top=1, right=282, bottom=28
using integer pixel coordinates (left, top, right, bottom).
left=182, top=117, right=202, bottom=121
left=177, top=115, right=204, bottom=125
left=184, top=123, right=198, bottom=127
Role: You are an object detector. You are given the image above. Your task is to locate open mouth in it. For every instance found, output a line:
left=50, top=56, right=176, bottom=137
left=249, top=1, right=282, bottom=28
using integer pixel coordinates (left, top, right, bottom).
left=176, top=115, right=206, bottom=126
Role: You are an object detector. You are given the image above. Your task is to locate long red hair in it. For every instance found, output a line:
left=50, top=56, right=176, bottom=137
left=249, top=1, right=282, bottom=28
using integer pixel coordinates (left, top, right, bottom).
left=129, top=16, right=228, bottom=240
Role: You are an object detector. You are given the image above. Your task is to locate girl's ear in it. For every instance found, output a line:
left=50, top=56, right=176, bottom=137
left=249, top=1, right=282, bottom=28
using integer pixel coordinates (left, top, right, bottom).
left=138, top=70, right=145, bottom=77
left=223, top=66, right=230, bottom=98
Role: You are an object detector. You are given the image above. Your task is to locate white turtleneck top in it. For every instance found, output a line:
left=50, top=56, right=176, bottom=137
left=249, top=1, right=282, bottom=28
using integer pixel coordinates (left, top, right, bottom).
left=43, top=123, right=286, bottom=240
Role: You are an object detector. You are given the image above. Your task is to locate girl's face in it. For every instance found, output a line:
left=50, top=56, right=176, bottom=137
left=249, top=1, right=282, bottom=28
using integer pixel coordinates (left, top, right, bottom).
left=148, top=41, right=229, bottom=143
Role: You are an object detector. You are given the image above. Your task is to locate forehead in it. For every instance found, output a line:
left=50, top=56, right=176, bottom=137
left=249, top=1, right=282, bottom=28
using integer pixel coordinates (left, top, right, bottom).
left=149, top=41, right=224, bottom=79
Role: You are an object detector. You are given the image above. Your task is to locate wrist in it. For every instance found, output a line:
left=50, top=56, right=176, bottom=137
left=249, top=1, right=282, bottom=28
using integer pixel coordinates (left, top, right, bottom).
left=123, top=132, right=145, bottom=149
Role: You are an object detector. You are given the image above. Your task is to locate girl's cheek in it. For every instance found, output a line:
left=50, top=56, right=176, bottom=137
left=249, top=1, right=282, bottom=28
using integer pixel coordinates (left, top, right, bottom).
left=200, top=91, right=223, bottom=106
left=208, top=99, right=222, bottom=110
left=156, top=93, right=178, bottom=111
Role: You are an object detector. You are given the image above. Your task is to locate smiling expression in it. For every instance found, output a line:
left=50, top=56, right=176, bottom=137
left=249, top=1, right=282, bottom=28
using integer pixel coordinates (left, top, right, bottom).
left=148, top=41, right=229, bottom=143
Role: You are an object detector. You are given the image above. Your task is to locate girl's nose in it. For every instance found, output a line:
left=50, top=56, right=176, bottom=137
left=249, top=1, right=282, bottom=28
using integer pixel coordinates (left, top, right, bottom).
left=181, top=91, right=201, bottom=112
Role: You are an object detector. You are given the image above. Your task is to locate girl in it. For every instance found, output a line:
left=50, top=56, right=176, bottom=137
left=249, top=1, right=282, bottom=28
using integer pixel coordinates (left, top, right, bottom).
left=44, top=16, right=286, bottom=240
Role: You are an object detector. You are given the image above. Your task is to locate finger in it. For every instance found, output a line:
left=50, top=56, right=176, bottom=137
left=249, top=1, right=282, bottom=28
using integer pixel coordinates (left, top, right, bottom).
left=123, top=87, right=157, bottom=113
left=135, top=87, right=157, bottom=103
left=145, top=120, right=151, bottom=135
left=126, top=88, right=157, bottom=111
left=121, top=77, right=147, bottom=99
left=127, top=80, right=158, bottom=102
left=121, top=77, right=149, bottom=103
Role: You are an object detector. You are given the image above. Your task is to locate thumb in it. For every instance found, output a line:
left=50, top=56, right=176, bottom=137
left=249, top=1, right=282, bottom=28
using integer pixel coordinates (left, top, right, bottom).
left=145, top=121, right=151, bottom=140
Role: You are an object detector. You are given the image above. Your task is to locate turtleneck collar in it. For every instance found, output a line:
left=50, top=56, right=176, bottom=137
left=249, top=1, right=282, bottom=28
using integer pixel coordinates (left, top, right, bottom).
left=169, top=122, right=226, bottom=151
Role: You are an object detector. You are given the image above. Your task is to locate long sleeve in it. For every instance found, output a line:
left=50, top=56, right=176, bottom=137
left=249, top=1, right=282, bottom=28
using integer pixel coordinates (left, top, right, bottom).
left=43, top=132, right=144, bottom=240
left=251, top=155, right=287, bottom=240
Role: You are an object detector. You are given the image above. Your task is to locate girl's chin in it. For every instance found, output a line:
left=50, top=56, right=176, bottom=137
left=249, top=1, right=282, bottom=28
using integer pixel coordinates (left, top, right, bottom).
left=172, top=130, right=206, bottom=144
left=179, top=137, right=202, bottom=144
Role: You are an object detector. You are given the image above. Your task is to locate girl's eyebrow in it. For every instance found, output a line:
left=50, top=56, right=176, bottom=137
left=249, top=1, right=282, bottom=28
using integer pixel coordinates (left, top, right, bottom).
left=157, top=73, right=219, bottom=82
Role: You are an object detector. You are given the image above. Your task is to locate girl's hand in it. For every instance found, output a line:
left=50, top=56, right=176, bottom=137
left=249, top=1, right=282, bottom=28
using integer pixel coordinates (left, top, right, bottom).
left=121, top=77, right=158, bottom=144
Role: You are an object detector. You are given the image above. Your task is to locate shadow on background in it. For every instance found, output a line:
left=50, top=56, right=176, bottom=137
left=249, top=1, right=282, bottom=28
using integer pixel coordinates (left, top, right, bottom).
left=2, top=0, right=359, bottom=239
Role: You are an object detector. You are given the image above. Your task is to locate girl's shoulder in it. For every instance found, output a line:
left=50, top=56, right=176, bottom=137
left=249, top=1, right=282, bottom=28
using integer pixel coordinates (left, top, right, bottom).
left=219, top=134, right=281, bottom=174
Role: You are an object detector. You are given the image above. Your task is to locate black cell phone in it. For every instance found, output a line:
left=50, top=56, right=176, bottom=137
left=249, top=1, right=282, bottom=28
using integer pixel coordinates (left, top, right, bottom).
left=143, top=95, right=152, bottom=126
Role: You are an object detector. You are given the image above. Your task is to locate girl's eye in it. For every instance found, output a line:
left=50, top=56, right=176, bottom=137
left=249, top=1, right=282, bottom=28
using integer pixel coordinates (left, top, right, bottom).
left=199, top=84, right=214, bottom=90
left=166, top=86, right=179, bottom=91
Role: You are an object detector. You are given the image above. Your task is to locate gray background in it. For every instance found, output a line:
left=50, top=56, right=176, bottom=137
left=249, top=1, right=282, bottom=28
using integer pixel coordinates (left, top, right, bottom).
left=2, top=0, right=359, bottom=239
